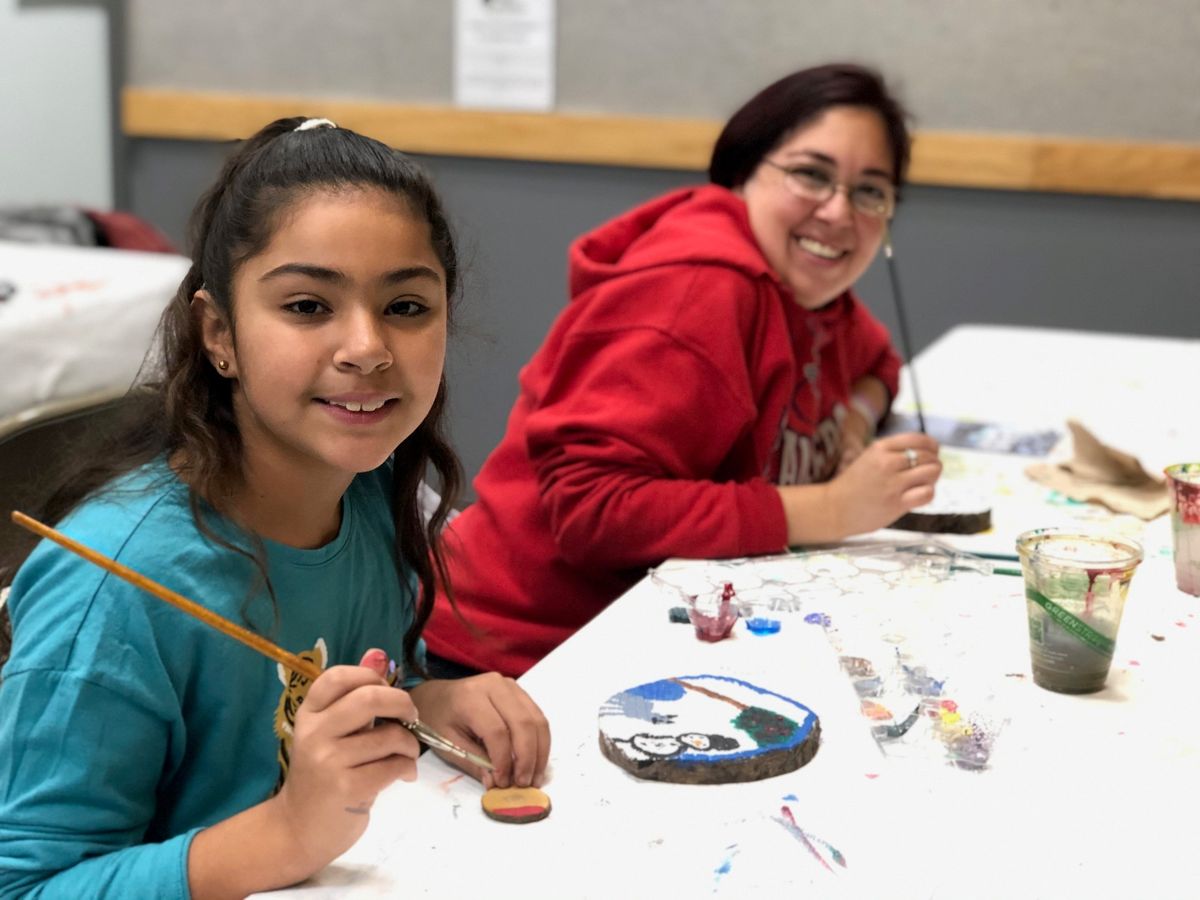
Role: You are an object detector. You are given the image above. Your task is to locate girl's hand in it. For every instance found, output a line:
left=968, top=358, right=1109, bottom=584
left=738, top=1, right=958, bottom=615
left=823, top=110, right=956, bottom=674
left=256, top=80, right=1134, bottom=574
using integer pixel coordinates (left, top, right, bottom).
left=272, top=662, right=421, bottom=874
left=408, top=674, right=551, bottom=790
left=828, top=432, right=942, bottom=536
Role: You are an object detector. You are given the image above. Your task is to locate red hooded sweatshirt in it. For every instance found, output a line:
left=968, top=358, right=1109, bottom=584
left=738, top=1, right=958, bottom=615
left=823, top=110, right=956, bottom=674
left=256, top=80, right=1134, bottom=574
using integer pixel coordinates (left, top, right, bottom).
left=425, top=185, right=900, bottom=675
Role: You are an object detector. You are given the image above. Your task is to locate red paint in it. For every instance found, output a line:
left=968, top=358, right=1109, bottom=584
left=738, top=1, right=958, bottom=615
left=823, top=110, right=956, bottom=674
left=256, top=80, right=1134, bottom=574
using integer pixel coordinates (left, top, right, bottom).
left=1128, top=660, right=1140, bottom=666
left=1177, top=621, right=1188, bottom=628
left=860, top=700, right=893, bottom=721
left=780, top=806, right=834, bottom=873
left=359, top=648, right=389, bottom=672
left=1084, top=568, right=1114, bottom=615
left=689, top=582, right=739, bottom=642
left=35, top=279, right=105, bottom=299
left=493, top=805, right=547, bottom=818
left=1083, top=564, right=1133, bottom=615
left=864, top=773, right=879, bottom=779
left=1169, top=477, right=1200, bottom=525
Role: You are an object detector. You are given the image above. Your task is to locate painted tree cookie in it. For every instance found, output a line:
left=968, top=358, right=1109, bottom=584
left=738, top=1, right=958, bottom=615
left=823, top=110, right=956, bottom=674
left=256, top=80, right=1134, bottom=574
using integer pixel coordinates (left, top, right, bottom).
left=598, top=675, right=820, bottom=784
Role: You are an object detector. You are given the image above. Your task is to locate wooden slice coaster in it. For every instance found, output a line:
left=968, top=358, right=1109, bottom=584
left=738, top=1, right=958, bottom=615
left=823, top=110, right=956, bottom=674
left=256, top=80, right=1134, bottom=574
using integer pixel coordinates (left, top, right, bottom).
left=481, top=786, right=552, bottom=824
left=890, top=481, right=992, bottom=534
left=891, top=508, right=991, bottom=534
left=598, top=675, right=820, bottom=785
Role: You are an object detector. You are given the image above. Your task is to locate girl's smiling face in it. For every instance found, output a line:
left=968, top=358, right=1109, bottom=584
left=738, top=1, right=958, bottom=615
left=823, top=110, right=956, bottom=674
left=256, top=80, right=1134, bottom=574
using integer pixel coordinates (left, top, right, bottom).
left=200, top=187, right=448, bottom=488
left=736, top=105, right=894, bottom=310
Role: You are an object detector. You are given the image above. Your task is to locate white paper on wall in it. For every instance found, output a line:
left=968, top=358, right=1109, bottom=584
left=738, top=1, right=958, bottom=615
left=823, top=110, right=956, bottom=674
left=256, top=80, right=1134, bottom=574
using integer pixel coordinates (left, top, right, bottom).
left=454, top=0, right=555, bottom=111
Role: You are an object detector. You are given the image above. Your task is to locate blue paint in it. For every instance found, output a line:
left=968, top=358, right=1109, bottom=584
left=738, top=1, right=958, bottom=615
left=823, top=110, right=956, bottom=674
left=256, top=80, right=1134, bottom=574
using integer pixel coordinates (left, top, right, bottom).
left=901, top=664, right=946, bottom=696
left=627, top=680, right=686, bottom=701
left=745, top=616, right=781, bottom=635
left=600, top=691, right=658, bottom=722
left=783, top=793, right=798, bottom=801
left=804, top=612, right=831, bottom=626
left=713, top=844, right=740, bottom=884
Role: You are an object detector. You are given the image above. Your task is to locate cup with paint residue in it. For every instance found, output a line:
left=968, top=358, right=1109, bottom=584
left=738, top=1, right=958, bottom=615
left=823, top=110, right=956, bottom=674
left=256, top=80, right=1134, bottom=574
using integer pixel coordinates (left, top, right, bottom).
left=1164, top=464, right=1200, bottom=597
left=686, top=582, right=740, bottom=643
left=1015, top=529, right=1142, bottom=694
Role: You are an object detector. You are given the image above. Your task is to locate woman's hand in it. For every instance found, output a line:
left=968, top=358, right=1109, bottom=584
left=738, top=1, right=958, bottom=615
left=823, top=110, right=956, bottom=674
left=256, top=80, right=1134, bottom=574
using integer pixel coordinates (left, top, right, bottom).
left=828, top=432, right=942, bottom=536
left=272, top=662, right=421, bottom=874
left=836, top=408, right=874, bottom=473
left=838, top=377, right=888, bottom=473
left=777, top=432, right=941, bottom=544
left=408, top=674, right=551, bottom=790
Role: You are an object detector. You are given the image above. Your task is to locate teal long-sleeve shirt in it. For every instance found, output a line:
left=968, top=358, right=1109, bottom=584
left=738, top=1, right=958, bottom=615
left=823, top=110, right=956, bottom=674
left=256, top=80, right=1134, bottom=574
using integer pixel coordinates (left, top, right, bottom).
left=0, top=460, right=422, bottom=899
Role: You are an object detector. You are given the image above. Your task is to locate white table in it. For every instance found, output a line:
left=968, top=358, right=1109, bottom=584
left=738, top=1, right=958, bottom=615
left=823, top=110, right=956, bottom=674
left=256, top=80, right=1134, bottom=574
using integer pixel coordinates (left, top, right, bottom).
left=894, top=324, right=1199, bottom=477
left=266, top=556, right=1199, bottom=899
left=881, top=324, right=1199, bottom=560
left=0, top=241, right=190, bottom=438
left=262, top=325, right=1200, bottom=899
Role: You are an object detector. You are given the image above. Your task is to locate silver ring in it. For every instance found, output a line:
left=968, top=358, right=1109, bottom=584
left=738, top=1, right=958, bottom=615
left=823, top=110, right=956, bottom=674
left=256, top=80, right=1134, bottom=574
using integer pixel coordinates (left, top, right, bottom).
left=904, top=448, right=918, bottom=469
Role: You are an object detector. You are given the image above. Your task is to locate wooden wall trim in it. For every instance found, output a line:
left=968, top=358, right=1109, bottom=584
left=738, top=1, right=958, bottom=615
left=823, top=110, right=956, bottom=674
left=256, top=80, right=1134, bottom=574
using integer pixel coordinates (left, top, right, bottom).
left=123, top=88, right=1200, bottom=202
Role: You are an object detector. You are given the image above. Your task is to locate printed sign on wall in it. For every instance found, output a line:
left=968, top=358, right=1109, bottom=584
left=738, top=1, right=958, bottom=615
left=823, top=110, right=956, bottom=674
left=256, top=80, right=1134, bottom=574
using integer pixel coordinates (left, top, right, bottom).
left=454, top=0, right=555, bottom=111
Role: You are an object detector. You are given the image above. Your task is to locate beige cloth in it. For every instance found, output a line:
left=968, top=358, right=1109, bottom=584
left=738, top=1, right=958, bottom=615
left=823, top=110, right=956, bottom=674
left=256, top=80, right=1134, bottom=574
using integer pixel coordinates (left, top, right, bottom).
left=1025, top=420, right=1171, bottom=520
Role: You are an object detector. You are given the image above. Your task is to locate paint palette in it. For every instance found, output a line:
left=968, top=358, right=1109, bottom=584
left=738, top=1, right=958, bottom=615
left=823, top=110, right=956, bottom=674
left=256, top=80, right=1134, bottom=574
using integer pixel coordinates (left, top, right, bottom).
left=598, top=675, right=820, bottom=784
left=816, top=605, right=1010, bottom=772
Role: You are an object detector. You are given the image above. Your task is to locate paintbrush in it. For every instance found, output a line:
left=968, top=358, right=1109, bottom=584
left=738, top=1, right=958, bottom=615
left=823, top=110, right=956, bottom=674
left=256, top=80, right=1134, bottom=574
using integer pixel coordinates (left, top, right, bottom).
left=881, top=228, right=996, bottom=536
left=883, top=226, right=926, bottom=434
left=9, top=509, right=493, bottom=772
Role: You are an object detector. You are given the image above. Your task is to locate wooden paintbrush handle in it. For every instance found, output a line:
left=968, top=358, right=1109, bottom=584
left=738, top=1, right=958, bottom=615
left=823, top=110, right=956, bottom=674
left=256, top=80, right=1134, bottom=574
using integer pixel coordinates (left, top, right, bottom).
left=9, top=510, right=492, bottom=770
left=10, top=510, right=322, bottom=679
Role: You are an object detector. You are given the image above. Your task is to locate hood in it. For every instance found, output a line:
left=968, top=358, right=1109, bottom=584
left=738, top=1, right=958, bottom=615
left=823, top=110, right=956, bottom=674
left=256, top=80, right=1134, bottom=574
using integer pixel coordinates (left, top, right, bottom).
left=568, top=185, right=782, bottom=301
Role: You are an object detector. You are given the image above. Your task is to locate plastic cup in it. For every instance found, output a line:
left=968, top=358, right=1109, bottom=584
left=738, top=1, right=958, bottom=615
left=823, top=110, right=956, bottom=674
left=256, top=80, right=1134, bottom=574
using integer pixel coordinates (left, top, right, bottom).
left=1015, top=529, right=1143, bottom=694
left=1164, top=464, right=1200, bottom=596
left=686, top=583, right=739, bottom=642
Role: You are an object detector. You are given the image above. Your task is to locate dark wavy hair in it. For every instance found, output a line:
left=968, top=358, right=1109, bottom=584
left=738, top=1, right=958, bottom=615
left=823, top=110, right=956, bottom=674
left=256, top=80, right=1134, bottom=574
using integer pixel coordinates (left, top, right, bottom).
left=0, top=117, right=462, bottom=674
left=709, top=63, right=911, bottom=199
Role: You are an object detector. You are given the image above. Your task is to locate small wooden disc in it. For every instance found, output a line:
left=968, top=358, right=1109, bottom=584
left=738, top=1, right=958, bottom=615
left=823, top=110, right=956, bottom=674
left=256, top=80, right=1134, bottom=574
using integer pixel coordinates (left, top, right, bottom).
left=481, top=786, right=552, bottom=824
left=891, top=508, right=992, bottom=534
left=890, top=481, right=992, bottom=535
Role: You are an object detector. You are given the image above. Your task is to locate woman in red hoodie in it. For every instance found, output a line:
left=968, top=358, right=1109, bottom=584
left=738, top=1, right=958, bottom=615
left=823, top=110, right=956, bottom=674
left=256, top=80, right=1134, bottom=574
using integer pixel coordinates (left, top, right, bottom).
left=427, top=63, right=942, bottom=677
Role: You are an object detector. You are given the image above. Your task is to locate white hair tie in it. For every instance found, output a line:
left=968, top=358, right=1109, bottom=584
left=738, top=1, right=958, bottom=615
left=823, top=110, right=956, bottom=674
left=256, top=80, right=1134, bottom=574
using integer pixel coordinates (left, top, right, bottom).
left=294, top=118, right=337, bottom=131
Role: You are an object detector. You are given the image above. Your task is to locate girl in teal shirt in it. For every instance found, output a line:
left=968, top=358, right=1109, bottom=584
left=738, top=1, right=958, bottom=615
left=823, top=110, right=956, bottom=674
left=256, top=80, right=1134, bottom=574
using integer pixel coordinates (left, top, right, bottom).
left=0, top=117, right=549, bottom=899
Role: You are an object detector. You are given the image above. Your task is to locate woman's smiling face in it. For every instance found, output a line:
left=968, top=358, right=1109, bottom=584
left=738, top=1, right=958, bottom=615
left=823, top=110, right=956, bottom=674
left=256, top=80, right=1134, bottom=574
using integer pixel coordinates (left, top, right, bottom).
left=736, top=105, right=894, bottom=310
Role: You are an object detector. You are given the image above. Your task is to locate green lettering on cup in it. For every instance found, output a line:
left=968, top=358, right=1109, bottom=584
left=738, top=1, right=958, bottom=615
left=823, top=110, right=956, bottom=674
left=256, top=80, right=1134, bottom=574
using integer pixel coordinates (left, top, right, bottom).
left=1025, top=587, right=1115, bottom=656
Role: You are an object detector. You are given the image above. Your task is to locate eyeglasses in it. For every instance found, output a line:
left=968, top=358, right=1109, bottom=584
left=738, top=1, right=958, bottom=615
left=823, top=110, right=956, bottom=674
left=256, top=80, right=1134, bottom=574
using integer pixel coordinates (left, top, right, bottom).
left=761, top=159, right=896, bottom=219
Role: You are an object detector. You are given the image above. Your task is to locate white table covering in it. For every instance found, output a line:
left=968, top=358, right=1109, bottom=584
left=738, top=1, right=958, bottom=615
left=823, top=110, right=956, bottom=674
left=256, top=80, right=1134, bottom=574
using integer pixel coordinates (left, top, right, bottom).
left=0, top=240, right=190, bottom=433
left=249, top=324, right=1200, bottom=899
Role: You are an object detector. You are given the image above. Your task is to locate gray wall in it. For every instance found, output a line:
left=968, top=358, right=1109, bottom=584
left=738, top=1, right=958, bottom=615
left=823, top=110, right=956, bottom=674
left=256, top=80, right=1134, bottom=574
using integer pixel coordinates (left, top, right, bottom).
left=123, top=0, right=1200, bottom=494
left=128, top=139, right=1200, bottom=498
left=126, top=0, right=1200, bottom=140
left=3, top=0, right=112, bottom=206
